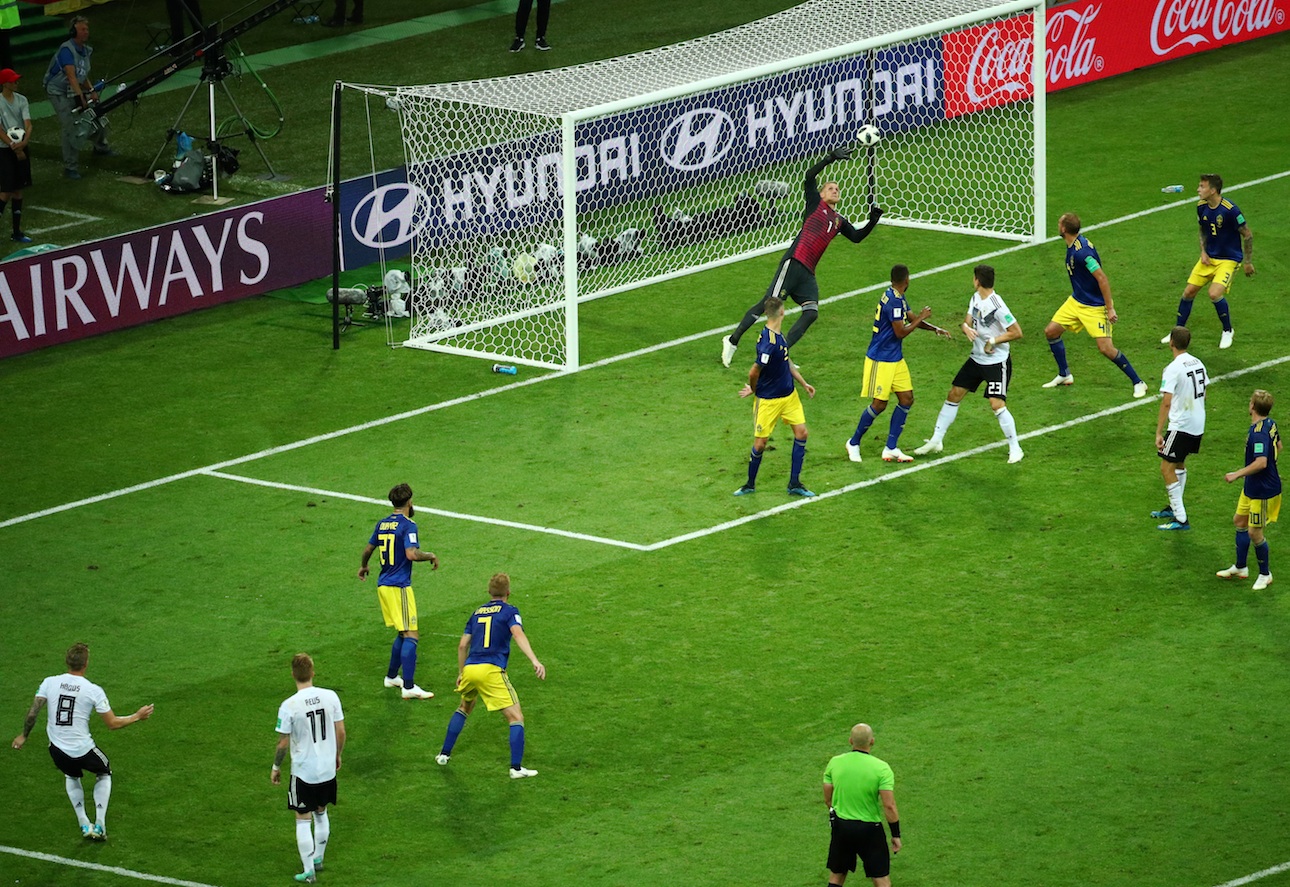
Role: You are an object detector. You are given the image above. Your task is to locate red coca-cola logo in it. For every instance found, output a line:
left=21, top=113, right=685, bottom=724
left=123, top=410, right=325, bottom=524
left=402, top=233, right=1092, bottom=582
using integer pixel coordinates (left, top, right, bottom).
left=1045, top=3, right=1104, bottom=84
left=1151, top=0, right=1285, bottom=55
left=965, top=24, right=1033, bottom=103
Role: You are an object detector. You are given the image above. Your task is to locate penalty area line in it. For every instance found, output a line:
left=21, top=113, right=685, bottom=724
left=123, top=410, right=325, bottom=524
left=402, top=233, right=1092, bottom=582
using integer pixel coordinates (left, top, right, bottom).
left=646, top=353, right=1290, bottom=551
left=2, top=171, right=1287, bottom=533
left=1213, top=860, right=1290, bottom=887
left=201, top=470, right=650, bottom=551
left=0, top=844, right=219, bottom=887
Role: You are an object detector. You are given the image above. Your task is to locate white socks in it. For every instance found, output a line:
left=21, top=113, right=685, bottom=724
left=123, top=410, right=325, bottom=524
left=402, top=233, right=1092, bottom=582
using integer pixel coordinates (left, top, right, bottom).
left=931, top=401, right=960, bottom=443
left=296, top=819, right=314, bottom=873
left=994, top=406, right=1021, bottom=453
left=1167, top=480, right=1186, bottom=523
left=92, top=774, right=111, bottom=831
left=65, top=776, right=90, bottom=827
left=929, top=402, right=1021, bottom=457
left=313, top=811, right=330, bottom=864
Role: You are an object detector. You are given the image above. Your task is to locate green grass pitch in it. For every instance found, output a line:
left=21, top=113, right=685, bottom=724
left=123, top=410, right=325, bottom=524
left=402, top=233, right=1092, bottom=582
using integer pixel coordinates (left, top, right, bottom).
left=2, top=3, right=1290, bottom=886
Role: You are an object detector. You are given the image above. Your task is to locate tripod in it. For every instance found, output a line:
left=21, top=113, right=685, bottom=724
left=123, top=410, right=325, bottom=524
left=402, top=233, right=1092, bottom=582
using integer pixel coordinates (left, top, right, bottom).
left=146, top=42, right=280, bottom=200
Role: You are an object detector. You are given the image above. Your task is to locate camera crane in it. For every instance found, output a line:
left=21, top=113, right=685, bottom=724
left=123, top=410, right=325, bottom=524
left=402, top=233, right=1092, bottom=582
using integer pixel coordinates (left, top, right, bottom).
left=74, top=0, right=293, bottom=187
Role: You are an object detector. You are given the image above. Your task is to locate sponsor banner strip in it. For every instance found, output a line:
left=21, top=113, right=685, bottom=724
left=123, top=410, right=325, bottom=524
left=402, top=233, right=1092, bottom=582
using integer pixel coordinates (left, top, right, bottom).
left=0, top=188, right=333, bottom=360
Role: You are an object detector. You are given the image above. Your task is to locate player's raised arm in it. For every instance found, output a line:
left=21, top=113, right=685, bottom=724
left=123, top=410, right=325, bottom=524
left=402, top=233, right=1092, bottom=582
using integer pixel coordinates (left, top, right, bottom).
left=895, top=306, right=933, bottom=340
left=100, top=703, right=154, bottom=730
left=839, top=205, right=884, bottom=244
left=803, top=146, right=852, bottom=196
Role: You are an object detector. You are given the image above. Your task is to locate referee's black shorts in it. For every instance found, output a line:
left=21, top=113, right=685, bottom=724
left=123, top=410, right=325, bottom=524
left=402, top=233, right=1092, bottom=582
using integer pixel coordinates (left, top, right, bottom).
left=827, top=816, right=890, bottom=879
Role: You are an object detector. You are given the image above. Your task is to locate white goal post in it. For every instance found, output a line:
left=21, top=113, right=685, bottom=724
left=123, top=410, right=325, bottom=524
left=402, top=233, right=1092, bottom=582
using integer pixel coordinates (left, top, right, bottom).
left=350, top=0, right=1046, bottom=370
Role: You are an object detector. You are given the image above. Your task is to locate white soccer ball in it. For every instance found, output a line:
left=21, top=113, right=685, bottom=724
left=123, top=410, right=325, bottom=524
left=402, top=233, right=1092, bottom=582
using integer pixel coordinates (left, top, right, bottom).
left=6, top=126, right=23, bottom=144
left=856, top=124, right=882, bottom=147
left=512, top=253, right=537, bottom=283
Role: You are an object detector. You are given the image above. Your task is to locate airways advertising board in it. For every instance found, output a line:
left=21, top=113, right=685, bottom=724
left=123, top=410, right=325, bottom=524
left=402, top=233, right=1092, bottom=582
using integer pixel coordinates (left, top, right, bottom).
left=0, top=189, right=332, bottom=359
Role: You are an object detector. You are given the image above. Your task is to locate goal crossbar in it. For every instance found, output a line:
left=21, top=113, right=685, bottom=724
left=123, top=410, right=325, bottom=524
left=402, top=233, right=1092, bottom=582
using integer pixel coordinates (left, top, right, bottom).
left=355, top=0, right=1045, bottom=371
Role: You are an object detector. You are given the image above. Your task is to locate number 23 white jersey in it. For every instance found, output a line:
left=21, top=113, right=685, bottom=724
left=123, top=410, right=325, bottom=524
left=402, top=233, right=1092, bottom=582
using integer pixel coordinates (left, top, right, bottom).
left=1161, top=352, right=1208, bottom=436
left=277, top=687, right=344, bottom=784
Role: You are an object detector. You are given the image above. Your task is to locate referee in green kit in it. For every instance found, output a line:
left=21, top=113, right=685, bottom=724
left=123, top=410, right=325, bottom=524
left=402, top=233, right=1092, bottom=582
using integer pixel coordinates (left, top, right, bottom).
left=822, top=723, right=902, bottom=887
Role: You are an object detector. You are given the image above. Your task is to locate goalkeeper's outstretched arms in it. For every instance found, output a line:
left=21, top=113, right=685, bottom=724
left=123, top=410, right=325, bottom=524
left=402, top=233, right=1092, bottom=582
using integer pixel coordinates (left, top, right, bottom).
left=841, top=205, right=884, bottom=243
left=803, top=144, right=854, bottom=191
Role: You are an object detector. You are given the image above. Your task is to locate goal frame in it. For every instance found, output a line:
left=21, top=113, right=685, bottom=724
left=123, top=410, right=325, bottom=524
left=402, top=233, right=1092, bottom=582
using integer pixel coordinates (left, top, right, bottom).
left=334, top=0, right=1047, bottom=369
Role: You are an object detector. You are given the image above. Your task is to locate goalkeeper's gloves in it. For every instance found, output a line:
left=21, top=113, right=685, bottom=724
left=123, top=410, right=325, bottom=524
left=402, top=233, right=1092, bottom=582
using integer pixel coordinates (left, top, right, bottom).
left=868, top=206, right=885, bottom=223
left=829, top=145, right=854, bottom=162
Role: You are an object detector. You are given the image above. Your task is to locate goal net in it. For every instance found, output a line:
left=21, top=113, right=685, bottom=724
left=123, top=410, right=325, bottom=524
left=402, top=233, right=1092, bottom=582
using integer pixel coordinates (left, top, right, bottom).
left=378, top=0, right=1045, bottom=370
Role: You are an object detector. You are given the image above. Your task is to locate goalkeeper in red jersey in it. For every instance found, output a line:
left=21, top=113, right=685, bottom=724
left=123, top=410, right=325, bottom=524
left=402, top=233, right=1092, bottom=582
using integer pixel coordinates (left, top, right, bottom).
left=722, top=146, right=883, bottom=366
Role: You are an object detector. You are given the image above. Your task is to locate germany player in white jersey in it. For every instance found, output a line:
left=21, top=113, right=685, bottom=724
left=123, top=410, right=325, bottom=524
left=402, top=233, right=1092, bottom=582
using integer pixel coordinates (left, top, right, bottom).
left=1153, top=326, right=1209, bottom=531
left=912, top=265, right=1025, bottom=463
left=272, top=653, right=346, bottom=884
left=11, top=642, right=154, bottom=840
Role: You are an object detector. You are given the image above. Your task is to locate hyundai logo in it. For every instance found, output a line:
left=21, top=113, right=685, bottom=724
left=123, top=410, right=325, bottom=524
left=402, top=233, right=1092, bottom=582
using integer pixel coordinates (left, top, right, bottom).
left=350, top=183, right=433, bottom=249
left=660, top=108, right=736, bottom=171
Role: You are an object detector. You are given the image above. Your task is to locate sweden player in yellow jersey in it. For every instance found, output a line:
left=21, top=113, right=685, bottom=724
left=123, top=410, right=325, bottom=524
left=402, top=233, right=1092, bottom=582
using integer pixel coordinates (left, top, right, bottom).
left=845, top=264, right=950, bottom=464
left=435, top=573, right=546, bottom=778
left=823, top=723, right=901, bottom=887
left=1163, top=174, right=1254, bottom=350
left=357, top=483, right=439, bottom=700
left=1042, top=213, right=1147, bottom=398
left=734, top=295, right=817, bottom=497
left=1219, top=389, right=1282, bottom=590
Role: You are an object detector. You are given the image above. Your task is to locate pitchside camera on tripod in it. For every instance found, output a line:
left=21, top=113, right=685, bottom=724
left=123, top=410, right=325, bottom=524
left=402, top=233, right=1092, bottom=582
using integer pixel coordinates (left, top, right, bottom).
left=71, top=0, right=292, bottom=187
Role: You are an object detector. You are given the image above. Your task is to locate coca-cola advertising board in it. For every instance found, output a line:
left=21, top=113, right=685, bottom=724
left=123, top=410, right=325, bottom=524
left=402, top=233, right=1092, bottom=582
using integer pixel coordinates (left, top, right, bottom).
left=942, top=0, right=1289, bottom=116
left=1047, top=0, right=1287, bottom=90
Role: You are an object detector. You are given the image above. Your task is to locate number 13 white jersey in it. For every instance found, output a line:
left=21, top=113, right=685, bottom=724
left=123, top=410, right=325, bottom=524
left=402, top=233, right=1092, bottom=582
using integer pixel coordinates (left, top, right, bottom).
left=1161, top=352, right=1208, bottom=436
left=276, top=687, right=344, bottom=784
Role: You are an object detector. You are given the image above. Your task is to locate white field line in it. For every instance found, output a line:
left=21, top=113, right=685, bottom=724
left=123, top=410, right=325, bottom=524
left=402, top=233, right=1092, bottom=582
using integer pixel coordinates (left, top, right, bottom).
left=0, top=844, right=220, bottom=887
left=205, top=350, right=1290, bottom=552
left=2, top=170, right=1287, bottom=534
left=644, top=353, right=1290, bottom=549
left=1213, top=861, right=1290, bottom=887
left=201, top=470, right=650, bottom=550
left=27, top=206, right=102, bottom=236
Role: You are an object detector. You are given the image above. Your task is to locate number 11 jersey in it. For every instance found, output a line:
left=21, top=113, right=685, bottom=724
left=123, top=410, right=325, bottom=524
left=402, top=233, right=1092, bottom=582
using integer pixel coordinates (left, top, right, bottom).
left=276, top=687, right=344, bottom=784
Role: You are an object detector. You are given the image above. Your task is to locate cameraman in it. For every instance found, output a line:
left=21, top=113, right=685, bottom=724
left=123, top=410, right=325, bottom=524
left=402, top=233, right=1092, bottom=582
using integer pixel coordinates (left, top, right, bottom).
left=43, top=15, right=112, bottom=180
